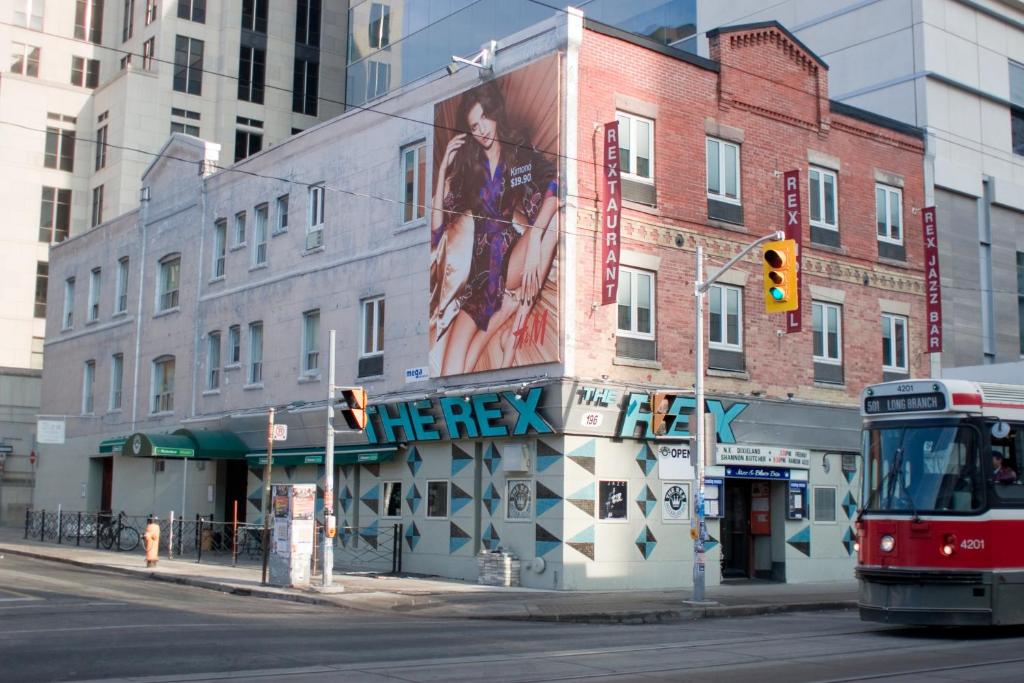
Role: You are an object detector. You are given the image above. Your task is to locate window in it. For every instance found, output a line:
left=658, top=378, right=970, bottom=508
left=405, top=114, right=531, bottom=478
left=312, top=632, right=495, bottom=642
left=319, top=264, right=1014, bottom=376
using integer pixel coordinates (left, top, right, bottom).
left=274, top=195, right=289, bottom=234
left=152, top=355, right=175, bottom=413
left=302, top=309, right=320, bottom=374
left=233, top=211, right=246, bottom=246
left=401, top=144, right=426, bottom=223
left=14, top=0, right=44, bottom=30
left=875, top=184, right=902, bottom=244
left=241, top=0, right=267, bottom=33
left=142, top=37, right=155, bottom=70
left=31, top=337, right=45, bottom=370
left=122, top=0, right=135, bottom=41
left=252, top=205, right=268, bottom=266
left=74, top=0, right=104, bottom=43
left=813, top=487, right=837, bottom=523
left=881, top=314, right=908, bottom=374
left=39, top=187, right=72, bottom=243
left=206, top=331, right=220, bottom=390
left=616, top=112, right=653, bottom=181
left=709, top=284, right=741, bottom=350
left=809, top=167, right=837, bottom=230
left=617, top=268, right=654, bottom=339
left=234, top=129, right=262, bottom=162
left=1019, top=252, right=1024, bottom=355
left=248, top=321, right=263, bottom=384
left=228, top=324, right=241, bottom=365
left=365, top=60, right=390, bottom=101
left=157, top=255, right=180, bottom=311
left=237, top=46, right=265, bottom=103
left=115, top=256, right=129, bottom=313
left=34, top=261, right=48, bottom=318
left=145, top=0, right=157, bottom=24
left=71, top=56, right=100, bottom=87
left=11, top=43, right=40, bottom=77
left=82, top=360, right=96, bottom=414
left=170, top=107, right=200, bottom=136
left=44, top=127, right=76, bottom=171
left=812, top=301, right=841, bottom=363
left=368, top=3, right=390, bottom=48
left=87, top=267, right=101, bottom=321
left=173, top=35, right=203, bottom=95
left=212, top=219, right=226, bottom=278
left=361, top=297, right=384, bottom=357
left=110, top=353, right=123, bottom=410
left=1011, top=61, right=1024, bottom=156
left=295, top=0, right=321, bottom=46
left=382, top=481, right=402, bottom=518
left=427, top=480, right=449, bottom=518
left=707, top=137, right=740, bottom=203
left=95, top=125, right=107, bottom=170
left=176, top=0, right=204, bottom=22
left=91, top=185, right=104, bottom=227
left=292, top=59, right=319, bottom=115
left=62, top=278, right=75, bottom=329
left=307, top=183, right=325, bottom=238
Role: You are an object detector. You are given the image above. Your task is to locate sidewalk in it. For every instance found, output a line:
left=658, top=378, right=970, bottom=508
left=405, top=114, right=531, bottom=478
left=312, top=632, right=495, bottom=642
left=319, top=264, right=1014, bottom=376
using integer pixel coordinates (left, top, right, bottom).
left=0, top=526, right=858, bottom=624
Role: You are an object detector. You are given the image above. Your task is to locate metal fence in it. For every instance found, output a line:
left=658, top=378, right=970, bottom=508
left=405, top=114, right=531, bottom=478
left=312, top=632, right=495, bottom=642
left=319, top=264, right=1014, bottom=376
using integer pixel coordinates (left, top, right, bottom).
left=22, top=509, right=402, bottom=574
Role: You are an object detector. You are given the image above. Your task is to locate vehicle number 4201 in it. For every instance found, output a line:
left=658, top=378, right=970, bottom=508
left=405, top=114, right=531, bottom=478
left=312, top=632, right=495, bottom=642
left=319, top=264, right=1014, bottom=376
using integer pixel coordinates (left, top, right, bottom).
left=960, top=539, right=985, bottom=550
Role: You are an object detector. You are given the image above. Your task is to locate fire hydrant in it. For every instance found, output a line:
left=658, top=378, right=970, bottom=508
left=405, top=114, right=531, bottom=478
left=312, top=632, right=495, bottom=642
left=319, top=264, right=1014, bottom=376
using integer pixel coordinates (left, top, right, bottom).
left=144, top=518, right=160, bottom=568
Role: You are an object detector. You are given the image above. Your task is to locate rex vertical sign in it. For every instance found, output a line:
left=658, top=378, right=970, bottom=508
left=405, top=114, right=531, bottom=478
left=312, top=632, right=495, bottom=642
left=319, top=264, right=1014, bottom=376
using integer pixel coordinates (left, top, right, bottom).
left=922, top=207, right=943, bottom=352
left=782, top=170, right=802, bottom=332
left=601, top=120, right=621, bottom=305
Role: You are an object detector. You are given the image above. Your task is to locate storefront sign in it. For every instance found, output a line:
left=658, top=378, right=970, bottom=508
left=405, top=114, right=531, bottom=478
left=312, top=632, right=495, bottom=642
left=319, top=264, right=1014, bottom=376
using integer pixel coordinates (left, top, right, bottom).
left=716, top=444, right=810, bottom=469
left=506, top=480, right=532, bottom=521
left=37, top=419, right=66, bottom=445
left=725, top=466, right=790, bottom=480
left=783, top=169, right=802, bottom=333
left=576, top=386, right=618, bottom=406
left=662, top=482, right=690, bottom=523
left=405, top=367, right=430, bottom=383
left=601, top=120, right=621, bottom=305
left=364, top=386, right=553, bottom=445
left=657, top=443, right=694, bottom=481
left=922, top=207, right=942, bottom=352
left=617, top=392, right=747, bottom=443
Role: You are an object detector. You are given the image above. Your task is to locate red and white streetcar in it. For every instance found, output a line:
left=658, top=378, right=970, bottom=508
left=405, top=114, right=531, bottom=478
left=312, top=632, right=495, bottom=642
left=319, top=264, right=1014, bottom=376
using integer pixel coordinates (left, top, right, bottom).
left=857, top=378, right=1024, bottom=625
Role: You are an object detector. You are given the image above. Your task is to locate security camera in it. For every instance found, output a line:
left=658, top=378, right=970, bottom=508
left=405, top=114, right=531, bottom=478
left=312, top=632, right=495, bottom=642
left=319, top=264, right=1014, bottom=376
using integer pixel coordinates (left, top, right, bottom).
left=446, top=62, right=459, bottom=76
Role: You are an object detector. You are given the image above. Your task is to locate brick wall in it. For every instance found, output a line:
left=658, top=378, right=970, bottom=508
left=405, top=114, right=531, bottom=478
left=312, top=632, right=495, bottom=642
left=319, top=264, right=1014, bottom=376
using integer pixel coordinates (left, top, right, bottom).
left=573, top=24, right=927, bottom=405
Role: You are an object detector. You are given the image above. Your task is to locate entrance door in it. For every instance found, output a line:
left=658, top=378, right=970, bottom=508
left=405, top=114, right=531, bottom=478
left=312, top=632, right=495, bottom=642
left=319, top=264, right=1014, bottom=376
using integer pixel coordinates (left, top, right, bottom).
left=722, top=479, right=751, bottom=578
left=222, top=460, right=248, bottom=523
left=100, top=456, right=113, bottom=513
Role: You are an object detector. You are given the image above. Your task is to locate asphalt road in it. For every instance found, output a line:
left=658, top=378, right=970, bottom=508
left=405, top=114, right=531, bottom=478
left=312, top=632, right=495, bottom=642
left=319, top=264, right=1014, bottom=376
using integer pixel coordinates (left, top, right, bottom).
left=2, top=553, right=1024, bottom=683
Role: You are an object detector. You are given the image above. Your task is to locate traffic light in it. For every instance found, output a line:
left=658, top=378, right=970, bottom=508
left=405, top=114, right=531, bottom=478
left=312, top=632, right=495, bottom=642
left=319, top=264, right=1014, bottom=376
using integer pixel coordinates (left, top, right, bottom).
left=650, top=392, right=675, bottom=437
left=338, top=387, right=368, bottom=430
left=762, top=239, right=798, bottom=313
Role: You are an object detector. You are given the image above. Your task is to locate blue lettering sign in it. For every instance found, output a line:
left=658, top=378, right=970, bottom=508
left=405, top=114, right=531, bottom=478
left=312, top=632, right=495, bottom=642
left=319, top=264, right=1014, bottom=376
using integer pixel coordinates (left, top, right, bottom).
left=408, top=399, right=441, bottom=441
left=472, top=392, right=508, bottom=438
left=617, top=392, right=747, bottom=443
left=504, top=387, right=552, bottom=436
left=440, top=397, right=480, bottom=439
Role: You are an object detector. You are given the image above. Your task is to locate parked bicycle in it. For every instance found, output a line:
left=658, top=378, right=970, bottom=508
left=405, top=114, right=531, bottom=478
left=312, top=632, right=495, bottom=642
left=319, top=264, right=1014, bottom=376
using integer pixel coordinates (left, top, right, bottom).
left=97, top=514, right=140, bottom=552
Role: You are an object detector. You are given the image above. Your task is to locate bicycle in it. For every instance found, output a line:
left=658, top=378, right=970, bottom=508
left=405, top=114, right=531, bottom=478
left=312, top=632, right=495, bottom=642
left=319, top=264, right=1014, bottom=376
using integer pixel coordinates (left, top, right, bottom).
left=97, top=516, right=140, bottom=552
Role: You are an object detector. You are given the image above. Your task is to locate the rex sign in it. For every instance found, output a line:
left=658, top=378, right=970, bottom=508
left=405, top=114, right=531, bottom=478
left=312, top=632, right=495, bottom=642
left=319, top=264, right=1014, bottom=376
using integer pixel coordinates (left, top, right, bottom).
left=616, top=392, right=747, bottom=444
left=363, top=386, right=553, bottom=445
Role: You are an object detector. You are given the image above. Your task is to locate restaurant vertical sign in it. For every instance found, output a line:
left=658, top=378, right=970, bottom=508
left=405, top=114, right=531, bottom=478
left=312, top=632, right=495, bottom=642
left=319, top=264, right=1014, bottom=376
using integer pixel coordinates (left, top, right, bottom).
left=922, top=207, right=942, bottom=352
left=601, top=121, right=621, bottom=305
left=783, top=170, right=802, bottom=333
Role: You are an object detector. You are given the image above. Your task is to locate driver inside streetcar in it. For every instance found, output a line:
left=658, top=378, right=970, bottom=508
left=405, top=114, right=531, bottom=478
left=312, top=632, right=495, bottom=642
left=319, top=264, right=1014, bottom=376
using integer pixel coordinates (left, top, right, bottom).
left=992, top=451, right=1018, bottom=484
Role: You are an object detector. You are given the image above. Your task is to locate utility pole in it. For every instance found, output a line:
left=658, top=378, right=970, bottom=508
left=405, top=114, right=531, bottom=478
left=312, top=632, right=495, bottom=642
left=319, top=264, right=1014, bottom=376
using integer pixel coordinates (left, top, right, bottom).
left=322, top=330, right=336, bottom=587
left=260, top=406, right=275, bottom=585
left=690, top=230, right=783, bottom=604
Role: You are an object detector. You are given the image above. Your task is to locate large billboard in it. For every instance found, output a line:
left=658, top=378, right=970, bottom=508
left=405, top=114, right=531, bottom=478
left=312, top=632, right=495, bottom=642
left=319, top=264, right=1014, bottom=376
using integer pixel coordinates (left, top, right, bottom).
left=428, top=55, right=561, bottom=377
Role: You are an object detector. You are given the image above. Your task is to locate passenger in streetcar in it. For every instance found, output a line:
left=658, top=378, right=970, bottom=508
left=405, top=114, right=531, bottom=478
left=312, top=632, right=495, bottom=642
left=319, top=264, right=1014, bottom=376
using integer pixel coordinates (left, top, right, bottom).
left=991, top=452, right=1017, bottom=484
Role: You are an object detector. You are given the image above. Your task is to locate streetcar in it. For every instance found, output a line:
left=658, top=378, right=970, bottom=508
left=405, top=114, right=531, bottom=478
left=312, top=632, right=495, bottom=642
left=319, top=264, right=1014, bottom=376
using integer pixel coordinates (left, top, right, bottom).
left=856, top=378, right=1024, bottom=626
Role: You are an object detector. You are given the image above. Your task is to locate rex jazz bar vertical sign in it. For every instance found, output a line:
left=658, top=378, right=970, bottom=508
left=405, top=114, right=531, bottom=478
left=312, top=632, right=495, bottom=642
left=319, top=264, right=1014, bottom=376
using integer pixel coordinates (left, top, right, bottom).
left=601, top=120, right=621, bottom=305
left=922, top=207, right=942, bottom=352
left=783, top=170, right=802, bottom=333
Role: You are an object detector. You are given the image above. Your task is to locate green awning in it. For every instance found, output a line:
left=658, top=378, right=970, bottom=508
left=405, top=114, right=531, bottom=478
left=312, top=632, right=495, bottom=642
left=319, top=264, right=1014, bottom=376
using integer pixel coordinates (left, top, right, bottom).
left=245, top=444, right=397, bottom=467
left=98, top=436, right=128, bottom=453
left=173, top=429, right=248, bottom=460
left=122, top=433, right=195, bottom=458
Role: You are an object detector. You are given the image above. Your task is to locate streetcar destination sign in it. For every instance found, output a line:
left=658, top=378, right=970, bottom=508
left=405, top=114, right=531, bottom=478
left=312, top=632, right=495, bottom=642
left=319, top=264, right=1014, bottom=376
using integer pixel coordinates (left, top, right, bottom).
left=864, top=392, right=946, bottom=415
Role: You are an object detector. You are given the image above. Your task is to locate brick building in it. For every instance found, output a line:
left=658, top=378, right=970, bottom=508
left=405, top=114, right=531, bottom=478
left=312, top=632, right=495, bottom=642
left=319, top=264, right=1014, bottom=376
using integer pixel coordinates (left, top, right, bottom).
left=36, top=12, right=925, bottom=588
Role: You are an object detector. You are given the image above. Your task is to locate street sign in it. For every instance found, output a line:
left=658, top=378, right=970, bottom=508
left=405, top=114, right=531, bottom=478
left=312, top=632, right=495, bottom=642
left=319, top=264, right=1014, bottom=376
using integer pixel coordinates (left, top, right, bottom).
left=0, top=445, right=13, bottom=454
left=272, top=424, right=288, bottom=441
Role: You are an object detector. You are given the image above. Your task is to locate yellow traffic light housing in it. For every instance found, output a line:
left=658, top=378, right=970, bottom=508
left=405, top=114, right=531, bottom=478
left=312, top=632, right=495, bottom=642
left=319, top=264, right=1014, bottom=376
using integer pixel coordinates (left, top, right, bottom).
left=762, top=239, right=798, bottom=313
left=339, top=387, right=368, bottom=431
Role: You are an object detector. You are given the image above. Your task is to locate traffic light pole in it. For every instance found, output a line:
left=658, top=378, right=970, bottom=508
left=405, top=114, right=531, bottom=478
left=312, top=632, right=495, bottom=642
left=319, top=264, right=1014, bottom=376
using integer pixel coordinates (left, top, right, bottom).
left=322, top=329, right=336, bottom=588
left=691, top=230, right=782, bottom=603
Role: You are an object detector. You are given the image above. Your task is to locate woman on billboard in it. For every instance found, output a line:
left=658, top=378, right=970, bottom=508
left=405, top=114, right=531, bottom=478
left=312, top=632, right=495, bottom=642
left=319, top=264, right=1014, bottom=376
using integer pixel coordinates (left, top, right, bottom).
left=430, top=77, right=559, bottom=376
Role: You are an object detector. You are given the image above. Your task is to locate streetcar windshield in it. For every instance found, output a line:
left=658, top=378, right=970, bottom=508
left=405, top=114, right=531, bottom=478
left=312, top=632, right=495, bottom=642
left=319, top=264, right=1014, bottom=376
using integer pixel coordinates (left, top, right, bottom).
left=863, top=423, right=982, bottom=513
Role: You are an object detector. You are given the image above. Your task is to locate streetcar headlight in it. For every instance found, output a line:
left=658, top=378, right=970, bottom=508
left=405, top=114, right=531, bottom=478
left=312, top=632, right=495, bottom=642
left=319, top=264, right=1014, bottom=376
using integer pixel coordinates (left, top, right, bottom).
left=880, top=534, right=896, bottom=553
left=853, top=541, right=861, bottom=553
left=941, top=533, right=957, bottom=557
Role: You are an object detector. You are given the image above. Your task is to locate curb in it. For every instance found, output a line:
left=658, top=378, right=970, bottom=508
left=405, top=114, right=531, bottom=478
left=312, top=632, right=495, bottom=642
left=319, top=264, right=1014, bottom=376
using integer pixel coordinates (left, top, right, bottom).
left=1, top=544, right=858, bottom=624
